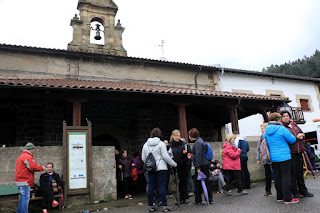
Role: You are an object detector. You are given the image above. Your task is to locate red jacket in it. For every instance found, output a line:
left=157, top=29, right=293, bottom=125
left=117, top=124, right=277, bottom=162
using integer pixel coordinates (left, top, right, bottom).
left=222, top=142, right=241, bottom=171
left=15, top=150, right=44, bottom=187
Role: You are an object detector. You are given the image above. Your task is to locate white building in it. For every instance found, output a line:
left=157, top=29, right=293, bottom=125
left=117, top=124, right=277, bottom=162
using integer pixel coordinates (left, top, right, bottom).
left=218, top=69, right=320, bottom=137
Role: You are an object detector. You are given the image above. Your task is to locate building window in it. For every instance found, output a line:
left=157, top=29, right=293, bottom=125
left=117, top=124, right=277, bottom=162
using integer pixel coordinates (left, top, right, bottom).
left=300, top=99, right=310, bottom=111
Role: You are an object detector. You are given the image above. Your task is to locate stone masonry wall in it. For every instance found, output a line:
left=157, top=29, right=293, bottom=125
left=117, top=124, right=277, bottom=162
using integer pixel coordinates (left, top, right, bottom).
left=0, top=146, right=116, bottom=203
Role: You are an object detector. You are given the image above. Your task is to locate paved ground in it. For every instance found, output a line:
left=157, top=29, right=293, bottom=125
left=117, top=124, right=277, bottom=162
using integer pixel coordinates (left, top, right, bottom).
left=51, top=175, right=320, bottom=213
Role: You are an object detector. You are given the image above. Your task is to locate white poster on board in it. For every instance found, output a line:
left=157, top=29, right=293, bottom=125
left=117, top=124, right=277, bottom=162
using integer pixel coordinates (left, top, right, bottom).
left=68, top=132, right=87, bottom=189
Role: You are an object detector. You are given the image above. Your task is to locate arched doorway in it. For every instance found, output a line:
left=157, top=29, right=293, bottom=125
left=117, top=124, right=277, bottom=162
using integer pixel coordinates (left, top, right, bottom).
left=92, top=134, right=121, bottom=151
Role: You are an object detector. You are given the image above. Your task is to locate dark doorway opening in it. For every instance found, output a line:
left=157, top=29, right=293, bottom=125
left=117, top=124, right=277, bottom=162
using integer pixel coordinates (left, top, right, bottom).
left=0, top=106, right=16, bottom=147
left=92, top=134, right=121, bottom=151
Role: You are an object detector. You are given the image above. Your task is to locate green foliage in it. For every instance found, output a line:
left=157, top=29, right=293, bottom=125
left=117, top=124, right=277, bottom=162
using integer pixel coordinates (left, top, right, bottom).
left=263, top=50, right=320, bottom=78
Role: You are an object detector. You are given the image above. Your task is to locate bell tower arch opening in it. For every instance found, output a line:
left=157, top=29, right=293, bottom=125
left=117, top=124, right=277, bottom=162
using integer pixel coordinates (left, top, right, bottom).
left=90, top=18, right=105, bottom=45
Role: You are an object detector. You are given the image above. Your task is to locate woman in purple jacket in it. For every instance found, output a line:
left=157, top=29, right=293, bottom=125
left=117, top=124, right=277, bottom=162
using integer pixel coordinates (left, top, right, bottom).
left=133, top=151, right=146, bottom=194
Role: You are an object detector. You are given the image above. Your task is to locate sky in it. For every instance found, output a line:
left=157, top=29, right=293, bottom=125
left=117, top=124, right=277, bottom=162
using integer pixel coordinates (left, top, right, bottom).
left=0, top=0, right=320, bottom=71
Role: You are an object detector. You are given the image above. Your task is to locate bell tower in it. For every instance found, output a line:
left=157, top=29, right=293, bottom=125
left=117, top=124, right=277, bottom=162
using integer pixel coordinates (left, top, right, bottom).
left=68, top=0, right=127, bottom=56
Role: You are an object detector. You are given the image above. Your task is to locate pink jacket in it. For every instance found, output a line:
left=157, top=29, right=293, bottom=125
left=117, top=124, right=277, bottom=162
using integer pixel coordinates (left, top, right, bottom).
left=222, top=142, right=241, bottom=171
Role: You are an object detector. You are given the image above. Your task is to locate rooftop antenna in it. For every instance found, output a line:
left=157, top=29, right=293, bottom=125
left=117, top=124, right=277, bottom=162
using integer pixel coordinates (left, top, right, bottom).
left=159, top=40, right=167, bottom=61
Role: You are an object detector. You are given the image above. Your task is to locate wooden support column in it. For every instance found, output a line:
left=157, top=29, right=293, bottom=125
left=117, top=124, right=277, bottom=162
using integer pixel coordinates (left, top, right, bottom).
left=73, top=99, right=82, bottom=126
left=178, top=104, right=188, bottom=142
left=230, top=106, right=239, bottom=134
left=261, top=109, right=269, bottom=122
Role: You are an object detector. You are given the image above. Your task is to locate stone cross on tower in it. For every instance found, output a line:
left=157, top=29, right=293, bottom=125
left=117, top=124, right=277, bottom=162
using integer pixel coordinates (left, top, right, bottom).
left=68, top=0, right=127, bottom=56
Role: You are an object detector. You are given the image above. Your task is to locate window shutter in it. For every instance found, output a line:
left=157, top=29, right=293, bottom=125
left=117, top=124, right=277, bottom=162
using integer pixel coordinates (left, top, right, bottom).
left=300, top=99, right=309, bottom=111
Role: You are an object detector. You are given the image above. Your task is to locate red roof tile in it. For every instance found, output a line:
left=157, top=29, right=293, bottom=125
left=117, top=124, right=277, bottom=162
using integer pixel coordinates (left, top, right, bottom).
left=0, top=77, right=288, bottom=101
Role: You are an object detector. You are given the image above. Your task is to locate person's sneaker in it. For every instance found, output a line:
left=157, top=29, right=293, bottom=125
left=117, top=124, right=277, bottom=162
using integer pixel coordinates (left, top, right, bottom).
left=195, top=201, right=206, bottom=205
left=237, top=190, right=248, bottom=196
left=224, top=190, right=232, bottom=196
left=302, top=192, right=314, bottom=197
left=128, top=194, right=132, bottom=198
left=209, top=201, right=213, bottom=204
left=125, top=195, right=129, bottom=199
left=277, top=199, right=283, bottom=202
left=148, top=206, right=155, bottom=212
left=188, top=192, right=194, bottom=196
left=42, top=209, right=48, bottom=213
left=264, top=192, right=273, bottom=196
left=283, top=198, right=299, bottom=204
left=52, top=200, right=59, bottom=207
left=182, top=199, right=190, bottom=204
left=162, top=206, right=173, bottom=212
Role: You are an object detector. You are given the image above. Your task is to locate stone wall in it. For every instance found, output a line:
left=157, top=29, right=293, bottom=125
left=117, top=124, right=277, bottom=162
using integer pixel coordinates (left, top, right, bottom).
left=209, top=140, right=264, bottom=182
left=0, top=146, right=116, bottom=204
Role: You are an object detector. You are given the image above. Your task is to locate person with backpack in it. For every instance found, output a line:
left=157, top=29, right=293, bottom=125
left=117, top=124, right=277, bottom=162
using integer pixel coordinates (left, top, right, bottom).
left=142, top=128, right=177, bottom=212
left=189, top=128, right=213, bottom=205
left=222, top=134, right=247, bottom=196
left=265, top=112, right=298, bottom=204
left=168, top=129, right=191, bottom=204
left=256, top=122, right=274, bottom=196
left=133, top=151, right=146, bottom=194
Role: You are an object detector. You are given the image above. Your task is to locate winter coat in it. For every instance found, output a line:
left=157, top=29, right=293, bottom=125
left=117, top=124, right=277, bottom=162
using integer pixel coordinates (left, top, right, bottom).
left=133, top=156, right=144, bottom=175
left=264, top=121, right=296, bottom=162
left=142, top=137, right=177, bottom=171
left=168, top=140, right=191, bottom=167
left=118, top=158, right=132, bottom=178
left=39, top=172, right=62, bottom=191
left=191, top=137, right=210, bottom=170
left=222, top=142, right=241, bottom=170
left=15, top=150, right=44, bottom=187
left=238, top=139, right=250, bottom=157
left=283, top=121, right=307, bottom=154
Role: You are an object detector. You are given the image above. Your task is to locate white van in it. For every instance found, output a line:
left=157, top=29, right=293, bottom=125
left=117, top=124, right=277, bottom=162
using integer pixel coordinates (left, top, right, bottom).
left=299, top=121, right=320, bottom=168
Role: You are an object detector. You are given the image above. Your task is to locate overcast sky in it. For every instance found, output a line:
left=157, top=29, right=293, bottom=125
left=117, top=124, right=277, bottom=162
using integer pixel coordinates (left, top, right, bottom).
left=0, top=0, right=319, bottom=71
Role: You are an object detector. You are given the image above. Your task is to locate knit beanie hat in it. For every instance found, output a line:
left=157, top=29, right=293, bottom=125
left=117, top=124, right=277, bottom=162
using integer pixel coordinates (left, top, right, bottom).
left=25, top=142, right=36, bottom=150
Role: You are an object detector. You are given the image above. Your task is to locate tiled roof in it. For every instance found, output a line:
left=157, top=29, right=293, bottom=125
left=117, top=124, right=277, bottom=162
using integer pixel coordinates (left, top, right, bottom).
left=0, top=77, right=288, bottom=101
left=1, top=43, right=320, bottom=83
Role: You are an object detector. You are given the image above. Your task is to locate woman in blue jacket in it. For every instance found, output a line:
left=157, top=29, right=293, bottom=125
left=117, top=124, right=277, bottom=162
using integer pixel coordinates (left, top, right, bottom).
left=264, top=113, right=297, bottom=204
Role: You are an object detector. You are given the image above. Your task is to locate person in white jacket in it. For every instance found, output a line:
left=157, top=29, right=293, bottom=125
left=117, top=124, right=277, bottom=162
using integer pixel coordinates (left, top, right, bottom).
left=142, top=128, right=177, bottom=212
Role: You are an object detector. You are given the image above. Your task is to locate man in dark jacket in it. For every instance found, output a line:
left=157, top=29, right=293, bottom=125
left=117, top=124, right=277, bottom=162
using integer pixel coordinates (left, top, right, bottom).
left=280, top=110, right=314, bottom=198
left=189, top=128, right=213, bottom=204
left=236, top=134, right=251, bottom=190
left=39, top=162, right=61, bottom=213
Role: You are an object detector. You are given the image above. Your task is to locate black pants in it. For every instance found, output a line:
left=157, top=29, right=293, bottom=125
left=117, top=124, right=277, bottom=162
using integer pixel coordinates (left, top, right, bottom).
left=264, top=164, right=272, bottom=193
left=123, top=177, right=132, bottom=195
left=194, top=164, right=212, bottom=203
left=224, top=170, right=243, bottom=193
left=272, top=160, right=292, bottom=201
left=136, top=173, right=146, bottom=194
left=41, top=186, right=57, bottom=209
left=291, top=153, right=308, bottom=196
left=177, top=166, right=189, bottom=201
left=240, top=156, right=251, bottom=189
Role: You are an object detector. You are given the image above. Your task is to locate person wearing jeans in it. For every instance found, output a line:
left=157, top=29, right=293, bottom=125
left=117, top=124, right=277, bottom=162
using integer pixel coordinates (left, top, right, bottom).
left=17, top=185, right=30, bottom=213
left=142, top=128, right=177, bottom=212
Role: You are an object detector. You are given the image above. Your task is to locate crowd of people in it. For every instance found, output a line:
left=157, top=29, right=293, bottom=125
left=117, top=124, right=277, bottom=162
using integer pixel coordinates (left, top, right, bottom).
left=14, top=110, right=315, bottom=213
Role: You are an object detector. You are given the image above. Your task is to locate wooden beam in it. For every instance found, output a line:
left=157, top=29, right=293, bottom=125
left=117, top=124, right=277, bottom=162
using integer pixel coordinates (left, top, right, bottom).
left=178, top=104, right=188, bottom=142
left=230, top=106, right=239, bottom=134
left=73, top=99, right=81, bottom=126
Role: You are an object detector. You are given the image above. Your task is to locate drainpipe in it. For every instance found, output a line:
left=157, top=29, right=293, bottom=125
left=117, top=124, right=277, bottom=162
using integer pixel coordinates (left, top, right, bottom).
left=194, top=66, right=202, bottom=89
